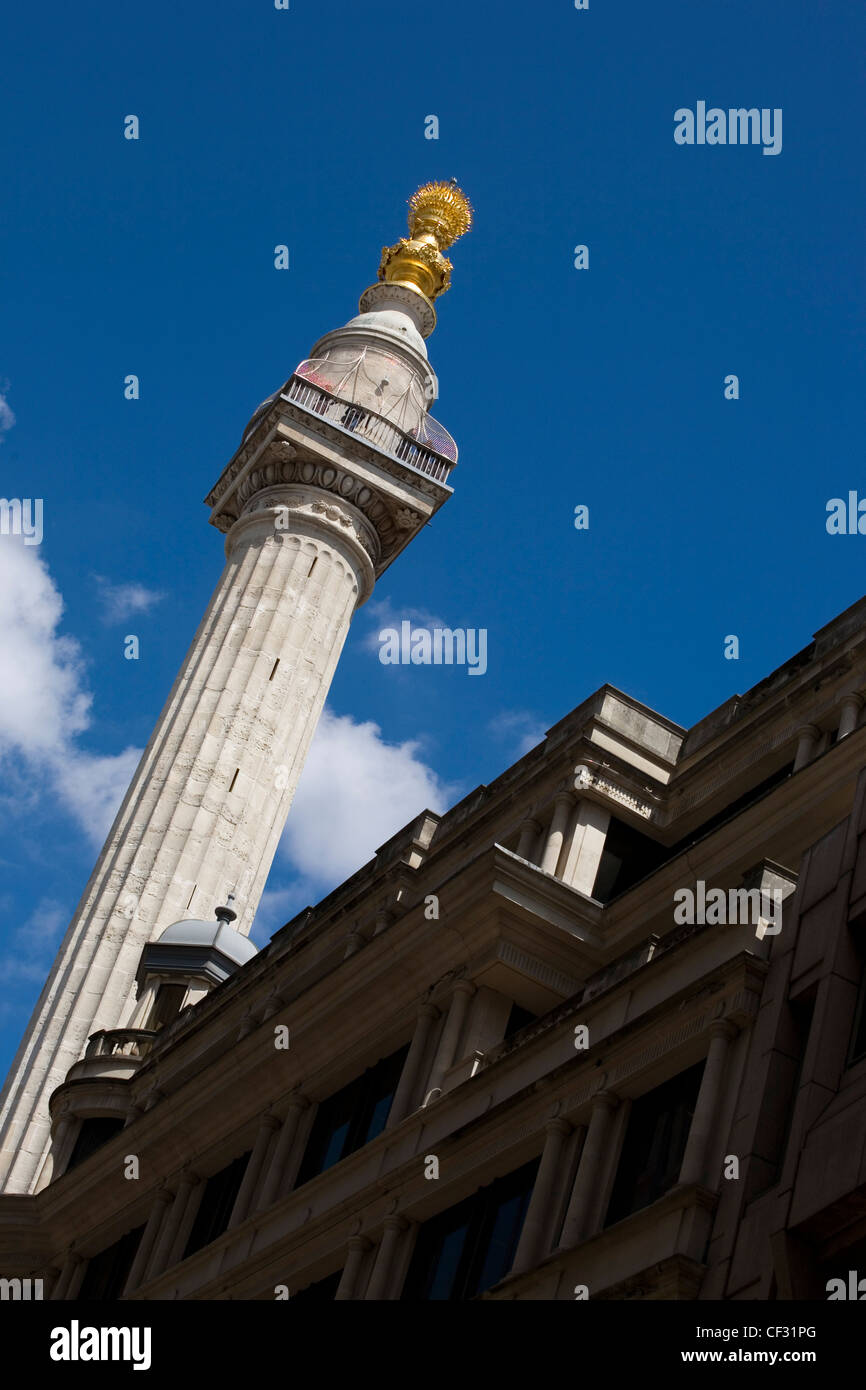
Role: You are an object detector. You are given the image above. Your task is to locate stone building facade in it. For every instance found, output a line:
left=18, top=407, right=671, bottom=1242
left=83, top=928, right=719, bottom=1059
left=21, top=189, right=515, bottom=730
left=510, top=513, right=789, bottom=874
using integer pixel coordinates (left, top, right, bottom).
left=2, top=598, right=866, bottom=1300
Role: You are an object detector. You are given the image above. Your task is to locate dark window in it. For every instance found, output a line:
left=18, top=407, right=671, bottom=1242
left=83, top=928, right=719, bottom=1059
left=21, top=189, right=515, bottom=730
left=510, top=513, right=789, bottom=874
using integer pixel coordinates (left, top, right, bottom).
left=504, top=1003, right=537, bottom=1041
left=605, top=1061, right=704, bottom=1226
left=65, top=1116, right=125, bottom=1173
left=183, top=1152, right=251, bottom=1259
left=402, top=1159, right=539, bottom=1300
left=593, top=817, right=668, bottom=903
left=296, top=1046, right=409, bottom=1187
left=78, top=1225, right=144, bottom=1301
left=290, top=1269, right=342, bottom=1301
left=146, top=982, right=186, bottom=1030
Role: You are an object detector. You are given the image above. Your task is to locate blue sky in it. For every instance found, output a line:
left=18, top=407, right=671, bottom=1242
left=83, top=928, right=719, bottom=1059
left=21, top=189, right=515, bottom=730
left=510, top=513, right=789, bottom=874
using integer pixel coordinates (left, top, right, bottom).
left=0, top=0, right=863, bottom=1077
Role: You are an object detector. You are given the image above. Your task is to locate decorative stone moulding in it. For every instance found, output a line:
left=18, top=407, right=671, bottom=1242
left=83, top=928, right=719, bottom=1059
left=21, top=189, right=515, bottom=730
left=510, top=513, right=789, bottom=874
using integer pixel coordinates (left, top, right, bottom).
left=572, top=761, right=656, bottom=821
left=207, top=425, right=441, bottom=578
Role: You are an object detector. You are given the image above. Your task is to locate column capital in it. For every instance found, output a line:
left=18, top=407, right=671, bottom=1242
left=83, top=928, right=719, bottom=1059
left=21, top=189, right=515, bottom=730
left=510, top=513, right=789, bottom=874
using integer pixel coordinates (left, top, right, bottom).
left=259, top=1112, right=282, bottom=1133
left=382, top=1214, right=408, bottom=1234
left=552, top=790, right=575, bottom=811
left=794, top=722, right=821, bottom=740
left=519, top=815, right=542, bottom=832
left=418, top=1002, right=441, bottom=1022
left=347, top=1234, right=372, bottom=1254
left=591, top=1089, right=619, bottom=1113
left=451, top=978, right=476, bottom=1000
left=544, top=1117, right=572, bottom=1139
left=708, top=1018, right=738, bottom=1043
left=841, top=691, right=864, bottom=710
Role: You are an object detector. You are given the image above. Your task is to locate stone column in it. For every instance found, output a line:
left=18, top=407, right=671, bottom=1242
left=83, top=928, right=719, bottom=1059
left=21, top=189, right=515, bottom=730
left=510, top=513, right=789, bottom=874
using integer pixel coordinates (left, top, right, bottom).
left=540, top=794, right=574, bottom=876
left=793, top=723, right=821, bottom=772
left=511, top=1119, right=571, bottom=1274
left=51, top=1250, right=82, bottom=1301
left=229, top=1114, right=280, bottom=1228
left=387, top=1005, right=439, bottom=1128
left=123, top=1188, right=173, bottom=1296
left=257, top=1096, right=309, bottom=1210
left=679, top=1021, right=737, bottom=1187
left=147, top=1170, right=198, bottom=1279
left=0, top=494, right=376, bottom=1194
left=559, top=1092, right=619, bottom=1248
left=423, top=981, right=475, bottom=1104
left=561, top=800, right=612, bottom=895
left=365, top=1217, right=406, bottom=1300
left=516, top=817, right=542, bottom=862
left=838, top=694, right=863, bottom=740
left=334, top=1235, right=370, bottom=1301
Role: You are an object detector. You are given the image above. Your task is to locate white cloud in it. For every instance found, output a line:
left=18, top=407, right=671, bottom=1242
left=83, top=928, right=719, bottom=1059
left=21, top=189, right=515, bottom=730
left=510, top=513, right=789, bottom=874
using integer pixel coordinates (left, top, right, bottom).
left=0, top=388, right=15, bottom=440
left=93, top=576, right=165, bottom=625
left=359, top=597, right=448, bottom=655
left=55, top=746, right=142, bottom=848
left=0, top=538, right=90, bottom=757
left=0, top=897, right=68, bottom=983
left=0, top=538, right=141, bottom=844
left=279, top=708, right=458, bottom=892
left=488, top=709, right=548, bottom=758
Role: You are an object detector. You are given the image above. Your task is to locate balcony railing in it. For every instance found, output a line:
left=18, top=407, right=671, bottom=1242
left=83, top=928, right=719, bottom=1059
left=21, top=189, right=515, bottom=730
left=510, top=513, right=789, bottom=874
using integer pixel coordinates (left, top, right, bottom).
left=283, top=375, right=456, bottom=485
left=84, top=1028, right=157, bottom=1061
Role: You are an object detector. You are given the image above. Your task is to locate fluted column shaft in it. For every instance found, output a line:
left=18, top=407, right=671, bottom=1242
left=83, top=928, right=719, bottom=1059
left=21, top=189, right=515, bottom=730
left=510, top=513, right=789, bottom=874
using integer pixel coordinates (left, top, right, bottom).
left=423, top=982, right=475, bottom=1103
left=540, top=794, right=574, bottom=875
left=793, top=723, right=821, bottom=772
left=839, top=694, right=863, bottom=740
left=123, top=1189, right=173, bottom=1296
left=365, top=1217, right=406, bottom=1300
left=148, top=1171, right=198, bottom=1279
left=229, top=1114, right=280, bottom=1228
left=258, top=1096, right=309, bottom=1210
left=0, top=497, right=374, bottom=1194
left=511, top=1119, right=571, bottom=1274
left=387, top=1005, right=439, bottom=1128
left=335, top=1236, right=370, bottom=1301
left=678, top=1022, right=737, bottom=1187
left=559, top=1092, right=618, bottom=1247
left=516, top=817, right=542, bottom=862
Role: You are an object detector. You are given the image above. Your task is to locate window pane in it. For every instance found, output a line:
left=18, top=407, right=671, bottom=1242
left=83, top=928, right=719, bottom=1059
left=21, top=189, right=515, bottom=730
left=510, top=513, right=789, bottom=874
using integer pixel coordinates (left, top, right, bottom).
left=183, top=1152, right=251, bottom=1258
left=605, top=1061, right=704, bottom=1226
left=470, top=1185, right=533, bottom=1296
left=66, top=1117, right=125, bottom=1173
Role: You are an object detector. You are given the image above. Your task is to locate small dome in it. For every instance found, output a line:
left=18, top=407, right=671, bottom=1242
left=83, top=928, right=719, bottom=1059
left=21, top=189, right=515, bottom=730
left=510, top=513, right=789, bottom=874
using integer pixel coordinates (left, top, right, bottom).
left=240, top=389, right=280, bottom=445
left=158, top=919, right=258, bottom=967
